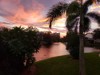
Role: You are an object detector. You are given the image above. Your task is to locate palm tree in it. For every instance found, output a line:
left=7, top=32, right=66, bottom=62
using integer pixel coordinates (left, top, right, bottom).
left=47, top=0, right=100, bottom=75
left=47, top=0, right=100, bottom=32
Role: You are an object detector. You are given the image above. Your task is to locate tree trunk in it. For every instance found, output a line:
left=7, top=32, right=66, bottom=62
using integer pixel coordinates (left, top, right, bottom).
left=79, top=0, right=86, bottom=75
left=79, top=35, right=86, bottom=75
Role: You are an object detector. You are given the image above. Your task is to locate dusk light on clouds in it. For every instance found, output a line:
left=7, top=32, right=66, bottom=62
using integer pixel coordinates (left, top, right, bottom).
left=0, top=0, right=100, bottom=35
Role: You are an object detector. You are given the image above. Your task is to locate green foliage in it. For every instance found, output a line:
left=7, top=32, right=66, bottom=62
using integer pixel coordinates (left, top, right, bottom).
left=66, top=31, right=79, bottom=59
left=47, top=2, right=68, bottom=18
left=93, top=28, right=100, bottom=39
left=47, top=0, right=100, bottom=32
left=60, top=35, right=67, bottom=43
left=0, top=26, right=61, bottom=75
left=47, top=0, right=100, bottom=60
left=67, top=1, right=80, bottom=15
left=47, top=2, right=68, bottom=28
left=51, top=33, right=60, bottom=42
left=0, top=27, right=42, bottom=75
left=7, top=27, right=41, bottom=65
left=93, top=29, right=100, bottom=49
left=41, top=32, right=60, bottom=48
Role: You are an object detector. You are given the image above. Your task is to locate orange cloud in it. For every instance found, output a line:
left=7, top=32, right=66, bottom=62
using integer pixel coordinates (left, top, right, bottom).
left=0, top=0, right=45, bottom=25
left=1, top=0, right=99, bottom=35
left=7, top=6, right=43, bottom=24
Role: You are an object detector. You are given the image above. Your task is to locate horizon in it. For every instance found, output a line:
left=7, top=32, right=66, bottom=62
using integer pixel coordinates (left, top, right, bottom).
left=0, top=0, right=100, bottom=36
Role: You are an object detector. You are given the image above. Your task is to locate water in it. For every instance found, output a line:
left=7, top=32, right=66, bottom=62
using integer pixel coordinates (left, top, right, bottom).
left=34, top=43, right=69, bottom=61
left=34, top=43, right=100, bottom=62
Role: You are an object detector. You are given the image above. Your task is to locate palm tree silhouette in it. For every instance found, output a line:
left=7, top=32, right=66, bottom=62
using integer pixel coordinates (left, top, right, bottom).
left=47, top=0, right=100, bottom=32
left=47, top=0, right=100, bottom=75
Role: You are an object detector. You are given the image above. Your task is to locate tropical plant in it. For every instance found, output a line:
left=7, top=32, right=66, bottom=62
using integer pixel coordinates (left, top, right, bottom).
left=47, top=0, right=100, bottom=75
left=47, top=0, right=89, bottom=57
left=66, top=31, right=79, bottom=59
left=47, top=0, right=100, bottom=32
left=8, top=27, right=42, bottom=67
left=0, top=27, right=42, bottom=75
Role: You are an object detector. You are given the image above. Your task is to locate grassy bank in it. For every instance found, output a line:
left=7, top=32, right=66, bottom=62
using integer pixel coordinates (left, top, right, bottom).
left=85, top=53, right=100, bottom=75
left=35, top=53, right=100, bottom=75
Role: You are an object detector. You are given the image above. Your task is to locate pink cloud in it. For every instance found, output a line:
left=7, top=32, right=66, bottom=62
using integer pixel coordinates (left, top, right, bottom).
left=0, top=0, right=45, bottom=25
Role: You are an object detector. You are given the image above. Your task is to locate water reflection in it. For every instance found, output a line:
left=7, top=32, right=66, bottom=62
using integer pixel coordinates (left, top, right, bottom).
left=34, top=43, right=100, bottom=62
left=34, top=43, right=68, bottom=61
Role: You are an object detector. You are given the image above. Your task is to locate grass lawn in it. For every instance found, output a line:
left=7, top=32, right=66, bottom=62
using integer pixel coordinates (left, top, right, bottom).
left=85, top=53, right=100, bottom=75
left=35, top=52, right=100, bottom=75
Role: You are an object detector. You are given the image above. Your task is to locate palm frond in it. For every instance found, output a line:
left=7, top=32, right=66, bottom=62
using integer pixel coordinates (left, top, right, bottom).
left=66, top=1, right=80, bottom=32
left=49, top=18, right=53, bottom=28
left=66, top=17, right=79, bottom=31
left=74, top=18, right=79, bottom=33
left=83, top=16, right=90, bottom=32
left=83, top=0, right=93, bottom=15
left=66, top=16, right=90, bottom=32
left=67, top=1, right=80, bottom=15
left=87, top=12, right=100, bottom=25
left=47, top=2, right=68, bottom=28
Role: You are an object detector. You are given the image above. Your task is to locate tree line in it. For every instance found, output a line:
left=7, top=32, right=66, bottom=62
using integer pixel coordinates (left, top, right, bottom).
left=0, top=27, right=60, bottom=75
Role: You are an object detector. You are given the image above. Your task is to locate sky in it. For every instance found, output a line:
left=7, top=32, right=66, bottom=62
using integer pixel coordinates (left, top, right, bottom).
left=0, top=0, right=100, bottom=36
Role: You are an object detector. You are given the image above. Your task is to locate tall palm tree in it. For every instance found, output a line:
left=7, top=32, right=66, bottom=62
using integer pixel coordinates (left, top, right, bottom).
left=47, top=0, right=100, bottom=32
left=79, top=1, right=100, bottom=75
left=47, top=0, right=100, bottom=75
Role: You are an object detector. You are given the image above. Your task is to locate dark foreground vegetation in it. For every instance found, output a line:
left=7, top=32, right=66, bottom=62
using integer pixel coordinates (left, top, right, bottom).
left=0, top=27, right=60, bottom=75
left=0, top=26, right=100, bottom=75
left=35, top=53, right=100, bottom=75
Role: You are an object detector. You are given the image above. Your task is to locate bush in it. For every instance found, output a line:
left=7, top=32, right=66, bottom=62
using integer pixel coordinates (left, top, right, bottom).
left=66, top=31, right=79, bottom=59
left=0, top=27, right=41, bottom=75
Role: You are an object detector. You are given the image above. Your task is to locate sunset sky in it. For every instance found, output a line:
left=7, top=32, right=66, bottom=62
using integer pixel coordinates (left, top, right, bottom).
left=0, top=0, right=100, bottom=36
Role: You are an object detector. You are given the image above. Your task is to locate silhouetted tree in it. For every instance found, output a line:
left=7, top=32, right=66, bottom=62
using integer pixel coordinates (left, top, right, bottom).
left=0, top=27, right=42, bottom=75
left=66, top=31, right=79, bottom=59
left=93, top=28, right=100, bottom=49
left=47, top=0, right=100, bottom=75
